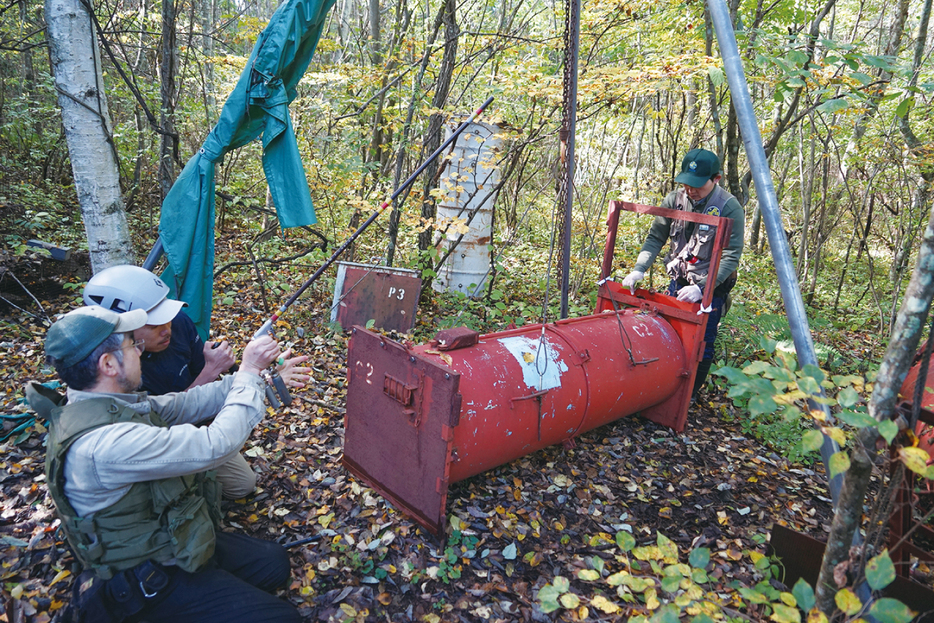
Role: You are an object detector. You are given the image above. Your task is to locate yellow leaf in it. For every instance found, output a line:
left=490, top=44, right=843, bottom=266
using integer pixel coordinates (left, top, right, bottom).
left=49, top=569, right=71, bottom=586
left=807, top=608, right=829, bottom=623
left=560, top=592, right=580, bottom=608
left=834, top=588, right=862, bottom=615
left=900, top=446, right=931, bottom=475
left=821, top=426, right=847, bottom=447
left=591, top=595, right=620, bottom=614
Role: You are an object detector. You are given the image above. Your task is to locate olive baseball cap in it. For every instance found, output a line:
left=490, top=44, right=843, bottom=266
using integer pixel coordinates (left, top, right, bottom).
left=45, top=306, right=148, bottom=368
left=674, top=148, right=720, bottom=187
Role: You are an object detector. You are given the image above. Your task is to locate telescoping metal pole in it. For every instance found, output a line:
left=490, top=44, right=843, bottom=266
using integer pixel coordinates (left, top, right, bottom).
left=705, top=0, right=843, bottom=504
left=253, top=96, right=496, bottom=339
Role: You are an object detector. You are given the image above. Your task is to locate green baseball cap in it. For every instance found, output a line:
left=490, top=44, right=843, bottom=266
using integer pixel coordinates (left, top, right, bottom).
left=674, top=148, right=720, bottom=187
left=45, top=306, right=148, bottom=369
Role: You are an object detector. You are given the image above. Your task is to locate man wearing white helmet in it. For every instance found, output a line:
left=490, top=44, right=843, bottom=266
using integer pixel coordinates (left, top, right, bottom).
left=84, top=265, right=310, bottom=499
left=83, top=265, right=238, bottom=394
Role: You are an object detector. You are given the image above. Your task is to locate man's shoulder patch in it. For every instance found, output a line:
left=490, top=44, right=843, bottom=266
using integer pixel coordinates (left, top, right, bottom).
left=705, top=206, right=721, bottom=217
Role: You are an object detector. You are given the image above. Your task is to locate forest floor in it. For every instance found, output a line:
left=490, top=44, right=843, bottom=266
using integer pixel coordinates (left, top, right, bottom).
left=0, top=251, right=850, bottom=623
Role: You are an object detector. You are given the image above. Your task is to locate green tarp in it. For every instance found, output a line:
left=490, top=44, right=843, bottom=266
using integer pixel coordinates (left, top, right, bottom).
left=159, top=0, right=336, bottom=339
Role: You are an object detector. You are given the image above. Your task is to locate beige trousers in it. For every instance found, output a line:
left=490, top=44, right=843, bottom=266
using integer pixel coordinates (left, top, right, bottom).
left=216, top=452, right=257, bottom=499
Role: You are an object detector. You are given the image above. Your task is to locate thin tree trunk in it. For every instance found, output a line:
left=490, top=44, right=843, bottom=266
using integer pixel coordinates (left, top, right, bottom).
left=416, top=0, right=457, bottom=255
left=838, top=0, right=910, bottom=181
left=386, top=0, right=446, bottom=266
left=805, top=141, right=830, bottom=305
left=46, top=0, right=134, bottom=271
left=19, top=0, right=36, bottom=91
left=201, top=0, right=216, bottom=124
left=128, top=0, right=149, bottom=211
left=159, top=0, right=179, bottom=201
left=816, top=199, right=934, bottom=613
left=796, top=126, right=813, bottom=277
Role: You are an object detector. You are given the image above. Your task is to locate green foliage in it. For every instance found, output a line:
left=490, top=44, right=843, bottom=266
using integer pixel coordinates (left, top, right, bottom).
left=712, top=346, right=873, bottom=462
left=533, top=529, right=905, bottom=621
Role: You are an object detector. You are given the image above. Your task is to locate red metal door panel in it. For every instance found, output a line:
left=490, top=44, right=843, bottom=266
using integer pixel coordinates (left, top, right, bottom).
left=343, top=327, right=460, bottom=534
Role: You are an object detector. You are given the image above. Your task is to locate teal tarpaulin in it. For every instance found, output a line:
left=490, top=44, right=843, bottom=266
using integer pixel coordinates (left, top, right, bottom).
left=159, top=0, right=336, bottom=339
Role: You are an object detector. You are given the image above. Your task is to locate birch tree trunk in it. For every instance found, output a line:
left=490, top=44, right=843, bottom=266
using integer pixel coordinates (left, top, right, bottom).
left=46, top=0, right=134, bottom=271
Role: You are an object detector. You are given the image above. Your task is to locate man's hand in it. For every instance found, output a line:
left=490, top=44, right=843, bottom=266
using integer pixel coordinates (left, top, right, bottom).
left=676, top=284, right=702, bottom=303
left=276, top=348, right=311, bottom=388
left=240, top=336, right=281, bottom=376
left=621, top=271, right=645, bottom=294
left=203, top=340, right=235, bottom=378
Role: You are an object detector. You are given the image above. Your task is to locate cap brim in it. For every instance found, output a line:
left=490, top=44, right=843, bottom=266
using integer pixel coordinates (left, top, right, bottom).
left=674, top=171, right=710, bottom=187
left=145, top=298, right=186, bottom=326
left=113, top=308, right=149, bottom=333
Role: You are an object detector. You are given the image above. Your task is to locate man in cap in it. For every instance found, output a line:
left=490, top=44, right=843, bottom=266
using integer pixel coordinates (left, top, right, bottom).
left=83, top=265, right=310, bottom=498
left=621, top=148, right=744, bottom=398
left=33, top=306, right=301, bottom=622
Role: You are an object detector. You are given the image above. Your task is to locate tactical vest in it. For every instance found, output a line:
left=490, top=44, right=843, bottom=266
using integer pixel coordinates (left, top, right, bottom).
left=664, top=185, right=733, bottom=286
left=30, top=384, right=220, bottom=580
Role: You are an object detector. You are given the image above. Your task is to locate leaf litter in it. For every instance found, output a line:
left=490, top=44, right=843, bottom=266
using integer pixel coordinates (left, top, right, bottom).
left=0, top=278, right=838, bottom=622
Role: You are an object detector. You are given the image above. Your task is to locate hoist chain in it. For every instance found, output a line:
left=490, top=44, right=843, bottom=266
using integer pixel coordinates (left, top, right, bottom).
left=554, top=0, right=573, bottom=286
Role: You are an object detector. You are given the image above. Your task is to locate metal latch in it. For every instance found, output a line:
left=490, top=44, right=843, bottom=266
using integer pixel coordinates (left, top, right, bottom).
left=384, top=373, right=422, bottom=426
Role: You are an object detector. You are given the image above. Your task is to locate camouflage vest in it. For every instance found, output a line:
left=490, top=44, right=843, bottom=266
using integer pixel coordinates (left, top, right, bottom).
left=664, top=184, right=733, bottom=286
left=29, top=383, right=220, bottom=580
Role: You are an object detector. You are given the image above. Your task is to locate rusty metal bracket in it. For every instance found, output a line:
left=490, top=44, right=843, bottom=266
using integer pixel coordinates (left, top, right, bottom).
left=384, top=373, right=422, bottom=427
left=510, top=389, right=550, bottom=408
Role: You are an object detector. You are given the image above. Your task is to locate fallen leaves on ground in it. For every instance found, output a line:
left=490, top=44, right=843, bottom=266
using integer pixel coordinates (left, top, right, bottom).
left=0, top=274, right=841, bottom=623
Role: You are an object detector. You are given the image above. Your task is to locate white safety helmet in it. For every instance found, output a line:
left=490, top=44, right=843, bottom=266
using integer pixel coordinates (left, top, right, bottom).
left=83, top=265, right=186, bottom=326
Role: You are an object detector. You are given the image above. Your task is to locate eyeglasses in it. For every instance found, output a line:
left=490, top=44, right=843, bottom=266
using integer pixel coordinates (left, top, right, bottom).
left=106, top=339, right=145, bottom=355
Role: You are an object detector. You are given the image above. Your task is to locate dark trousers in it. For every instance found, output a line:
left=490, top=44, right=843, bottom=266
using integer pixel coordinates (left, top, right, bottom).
left=666, top=281, right=725, bottom=362
left=127, top=532, right=300, bottom=623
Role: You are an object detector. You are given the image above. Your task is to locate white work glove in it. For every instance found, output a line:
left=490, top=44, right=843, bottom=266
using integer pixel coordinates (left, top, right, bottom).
left=676, top=284, right=703, bottom=303
left=621, top=271, right=645, bottom=294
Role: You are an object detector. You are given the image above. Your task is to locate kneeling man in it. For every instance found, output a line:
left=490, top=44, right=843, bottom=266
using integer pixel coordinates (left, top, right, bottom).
left=35, top=306, right=300, bottom=623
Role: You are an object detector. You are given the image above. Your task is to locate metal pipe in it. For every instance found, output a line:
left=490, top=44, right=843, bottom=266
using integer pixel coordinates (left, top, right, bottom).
left=706, top=14, right=879, bottom=611
left=706, top=0, right=843, bottom=506
left=142, top=237, right=164, bottom=271
left=253, top=96, right=495, bottom=339
left=560, top=0, right=580, bottom=319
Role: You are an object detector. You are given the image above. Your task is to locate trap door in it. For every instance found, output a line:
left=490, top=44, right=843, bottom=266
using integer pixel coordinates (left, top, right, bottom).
left=343, top=327, right=461, bottom=534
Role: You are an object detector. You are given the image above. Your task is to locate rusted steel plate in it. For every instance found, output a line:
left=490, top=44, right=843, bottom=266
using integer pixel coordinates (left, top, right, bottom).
left=343, top=327, right=461, bottom=535
left=769, top=524, right=934, bottom=615
left=331, top=262, right=421, bottom=333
